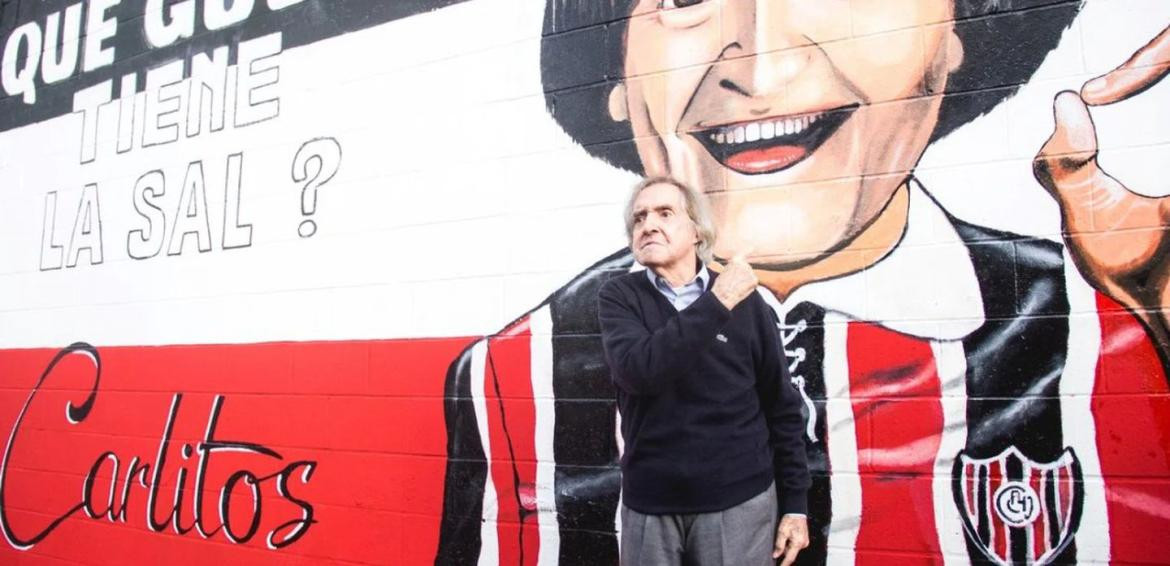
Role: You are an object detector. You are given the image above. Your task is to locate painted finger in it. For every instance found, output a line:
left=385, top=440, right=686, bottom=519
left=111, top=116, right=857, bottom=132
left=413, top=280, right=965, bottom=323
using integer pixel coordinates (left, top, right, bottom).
left=1082, top=25, right=1170, bottom=105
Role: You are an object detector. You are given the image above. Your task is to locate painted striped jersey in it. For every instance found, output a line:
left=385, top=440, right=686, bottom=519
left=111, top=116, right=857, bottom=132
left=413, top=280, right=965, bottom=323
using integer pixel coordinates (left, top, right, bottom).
left=435, top=191, right=1170, bottom=565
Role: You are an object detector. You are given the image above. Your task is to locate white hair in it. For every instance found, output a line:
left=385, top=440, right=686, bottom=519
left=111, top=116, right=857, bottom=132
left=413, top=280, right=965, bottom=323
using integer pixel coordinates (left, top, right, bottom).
left=623, top=177, right=717, bottom=263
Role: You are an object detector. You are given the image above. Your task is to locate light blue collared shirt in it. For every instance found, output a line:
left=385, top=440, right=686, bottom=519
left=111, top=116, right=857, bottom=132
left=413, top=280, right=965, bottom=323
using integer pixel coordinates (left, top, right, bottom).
left=646, top=265, right=711, bottom=311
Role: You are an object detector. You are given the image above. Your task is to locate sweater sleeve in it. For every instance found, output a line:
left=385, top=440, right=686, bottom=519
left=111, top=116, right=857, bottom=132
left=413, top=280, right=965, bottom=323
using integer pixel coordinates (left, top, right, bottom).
left=756, top=299, right=811, bottom=515
left=597, top=277, right=732, bottom=396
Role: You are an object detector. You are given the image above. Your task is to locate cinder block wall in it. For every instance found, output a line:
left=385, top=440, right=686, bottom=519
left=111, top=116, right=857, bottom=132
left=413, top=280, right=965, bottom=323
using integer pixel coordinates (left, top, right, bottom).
left=0, top=0, right=1166, bottom=564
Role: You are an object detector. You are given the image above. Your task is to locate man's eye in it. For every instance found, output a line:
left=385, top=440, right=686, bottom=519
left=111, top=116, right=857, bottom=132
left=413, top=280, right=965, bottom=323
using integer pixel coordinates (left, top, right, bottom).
left=659, top=0, right=705, bottom=9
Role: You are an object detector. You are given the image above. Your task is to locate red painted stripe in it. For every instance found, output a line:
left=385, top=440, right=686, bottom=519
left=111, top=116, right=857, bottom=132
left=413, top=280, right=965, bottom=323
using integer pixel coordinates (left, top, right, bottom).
left=846, top=322, right=943, bottom=562
left=989, top=460, right=1006, bottom=562
left=484, top=319, right=540, bottom=566
left=1030, top=466, right=1045, bottom=561
left=1091, top=294, right=1170, bottom=564
left=1058, top=466, right=1071, bottom=537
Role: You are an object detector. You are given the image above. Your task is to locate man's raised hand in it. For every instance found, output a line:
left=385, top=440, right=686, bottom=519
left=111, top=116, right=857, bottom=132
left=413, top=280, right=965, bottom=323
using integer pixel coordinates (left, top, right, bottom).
left=711, top=252, right=759, bottom=311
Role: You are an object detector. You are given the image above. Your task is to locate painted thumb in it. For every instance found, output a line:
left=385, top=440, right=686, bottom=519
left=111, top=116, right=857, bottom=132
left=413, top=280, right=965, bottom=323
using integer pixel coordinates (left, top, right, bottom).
left=1034, top=91, right=1098, bottom=198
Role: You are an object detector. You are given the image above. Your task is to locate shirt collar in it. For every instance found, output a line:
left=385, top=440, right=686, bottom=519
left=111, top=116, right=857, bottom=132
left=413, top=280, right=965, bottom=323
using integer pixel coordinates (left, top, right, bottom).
left=763, top=178, right=986, bottom=341
left=645, top=262, right=710, bottom=292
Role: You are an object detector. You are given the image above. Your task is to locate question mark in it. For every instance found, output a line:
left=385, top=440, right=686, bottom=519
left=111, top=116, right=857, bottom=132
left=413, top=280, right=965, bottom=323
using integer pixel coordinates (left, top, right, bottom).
left=291, top=137, right=342, bottom=238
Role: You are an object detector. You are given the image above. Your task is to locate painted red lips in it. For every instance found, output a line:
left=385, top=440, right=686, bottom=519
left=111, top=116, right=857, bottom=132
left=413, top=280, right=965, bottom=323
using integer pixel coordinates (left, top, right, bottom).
left=694, top=105, right=859, bottom=175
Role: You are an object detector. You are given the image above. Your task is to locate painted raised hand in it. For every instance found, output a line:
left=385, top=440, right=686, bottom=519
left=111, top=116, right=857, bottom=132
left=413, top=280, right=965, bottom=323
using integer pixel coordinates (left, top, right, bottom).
left=1033, top=25, right=1170, bottom=353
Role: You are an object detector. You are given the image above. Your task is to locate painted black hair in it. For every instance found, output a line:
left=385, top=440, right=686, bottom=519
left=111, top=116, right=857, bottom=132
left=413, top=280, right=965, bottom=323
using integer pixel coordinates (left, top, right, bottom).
left=539, top=0, right=1083, bottom=174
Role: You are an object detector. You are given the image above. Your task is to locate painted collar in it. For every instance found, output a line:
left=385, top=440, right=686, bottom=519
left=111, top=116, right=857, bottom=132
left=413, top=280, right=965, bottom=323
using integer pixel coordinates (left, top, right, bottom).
left=759, top=178, right=986, bottom=341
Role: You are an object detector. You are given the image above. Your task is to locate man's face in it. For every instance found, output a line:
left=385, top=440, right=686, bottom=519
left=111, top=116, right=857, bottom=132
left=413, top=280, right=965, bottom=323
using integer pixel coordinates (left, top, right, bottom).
left=629, top=182, right=700, bottom=272
left=615, top=0, right=963, bottom=268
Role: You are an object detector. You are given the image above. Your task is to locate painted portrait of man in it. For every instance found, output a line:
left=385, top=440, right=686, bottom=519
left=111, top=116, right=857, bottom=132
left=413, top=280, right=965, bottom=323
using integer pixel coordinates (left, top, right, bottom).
left=436, top=1, right=1170, bottom=564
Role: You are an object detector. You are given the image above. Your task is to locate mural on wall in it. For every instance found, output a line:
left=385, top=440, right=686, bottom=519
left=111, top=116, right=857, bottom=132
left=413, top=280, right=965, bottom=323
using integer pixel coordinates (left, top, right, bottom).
left=437, top=1, right=1170, bottom=565
left=0, top=0, right=1168, bottom=565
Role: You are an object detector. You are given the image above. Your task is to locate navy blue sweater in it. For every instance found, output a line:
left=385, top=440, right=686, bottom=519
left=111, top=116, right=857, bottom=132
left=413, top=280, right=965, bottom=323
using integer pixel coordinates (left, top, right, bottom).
left=598, top=270, right=810, bottom=515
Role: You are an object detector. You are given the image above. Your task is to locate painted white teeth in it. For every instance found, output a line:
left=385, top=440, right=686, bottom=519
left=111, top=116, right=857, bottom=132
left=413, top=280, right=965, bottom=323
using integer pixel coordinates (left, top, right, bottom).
left=745, top=123, right=760, bottom=142
left=711, top=112, right=827, bottom=145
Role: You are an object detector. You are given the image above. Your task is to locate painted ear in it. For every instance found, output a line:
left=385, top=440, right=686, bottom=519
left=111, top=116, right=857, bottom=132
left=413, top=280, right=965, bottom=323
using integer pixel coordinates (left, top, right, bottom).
left=947, top=28, right=965, bottom=74
left=608, top=82, right=630, bottom=122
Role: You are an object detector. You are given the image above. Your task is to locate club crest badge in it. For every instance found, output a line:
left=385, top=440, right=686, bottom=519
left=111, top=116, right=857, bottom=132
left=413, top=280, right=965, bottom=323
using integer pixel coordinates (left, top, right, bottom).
left=952, top=446, right=1083, bottom=565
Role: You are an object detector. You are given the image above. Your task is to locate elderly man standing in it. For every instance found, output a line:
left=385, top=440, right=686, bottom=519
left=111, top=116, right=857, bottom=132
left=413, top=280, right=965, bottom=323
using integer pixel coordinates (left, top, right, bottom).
left=597, top=177, right=810, bottom=566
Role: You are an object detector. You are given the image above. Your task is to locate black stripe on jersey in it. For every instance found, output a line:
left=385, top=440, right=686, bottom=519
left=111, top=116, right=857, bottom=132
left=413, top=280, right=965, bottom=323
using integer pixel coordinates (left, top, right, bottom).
left=977, top=464, right=991, bottom=546
left=781, top=301, right=831, bottom=566
left=951, top=218, right=1078, bottom=564
left=957, top=223, right=1069, bottom=457
left=1063, top=451, right=1086, bottom=557
left=1045, top=469, right=1060, bottom=550
left=435, top=347, right=487, bottom=565
left=549, top=250, right=632, bottom=565
left=1006, top=451, right=1028, bottom=564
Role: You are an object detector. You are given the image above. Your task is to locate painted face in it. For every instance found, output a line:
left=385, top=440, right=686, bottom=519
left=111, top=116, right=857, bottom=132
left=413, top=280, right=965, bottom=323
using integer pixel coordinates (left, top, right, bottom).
left=629, top=182, right=701, bottom=272
left=615, top=0, right=963, bottom=268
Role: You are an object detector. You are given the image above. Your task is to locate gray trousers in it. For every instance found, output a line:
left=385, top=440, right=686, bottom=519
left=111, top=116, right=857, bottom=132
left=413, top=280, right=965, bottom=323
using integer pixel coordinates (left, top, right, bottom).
left=620, top=483, right=777, bottom=566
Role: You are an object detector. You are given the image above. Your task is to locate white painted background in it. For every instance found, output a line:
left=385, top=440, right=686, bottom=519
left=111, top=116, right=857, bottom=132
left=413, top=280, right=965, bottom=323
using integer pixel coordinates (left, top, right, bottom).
left=0, top=0, right=1166, bottom=347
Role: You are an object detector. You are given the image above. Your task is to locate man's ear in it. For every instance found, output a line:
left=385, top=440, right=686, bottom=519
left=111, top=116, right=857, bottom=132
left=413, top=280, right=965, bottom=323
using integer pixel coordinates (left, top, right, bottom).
left=608, top=82, right=630, bottom=122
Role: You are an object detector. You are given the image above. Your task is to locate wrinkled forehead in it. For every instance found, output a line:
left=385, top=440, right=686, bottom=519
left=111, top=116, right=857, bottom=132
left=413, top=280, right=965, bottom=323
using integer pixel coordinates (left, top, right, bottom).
left=633, top=183, right=686, bottom=211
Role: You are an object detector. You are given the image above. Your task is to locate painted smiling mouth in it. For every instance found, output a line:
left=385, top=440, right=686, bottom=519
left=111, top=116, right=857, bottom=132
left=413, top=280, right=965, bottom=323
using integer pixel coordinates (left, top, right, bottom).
left=693, top=104, right=859, bottom=175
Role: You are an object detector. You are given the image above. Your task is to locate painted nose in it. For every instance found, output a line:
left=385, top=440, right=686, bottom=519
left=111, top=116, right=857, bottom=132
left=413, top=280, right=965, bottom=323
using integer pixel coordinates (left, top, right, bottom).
left=719, top=0, right=812, bottom=97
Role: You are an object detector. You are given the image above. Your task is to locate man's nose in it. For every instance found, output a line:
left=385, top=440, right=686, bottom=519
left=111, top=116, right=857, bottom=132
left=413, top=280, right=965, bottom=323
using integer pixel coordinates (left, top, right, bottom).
left=719, top=0, right=814, bottom=97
